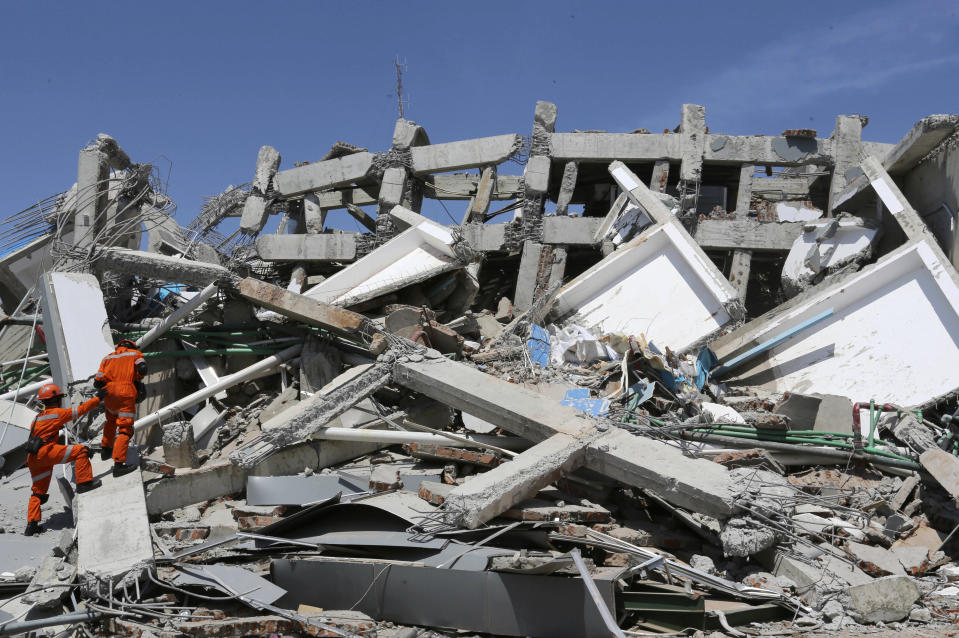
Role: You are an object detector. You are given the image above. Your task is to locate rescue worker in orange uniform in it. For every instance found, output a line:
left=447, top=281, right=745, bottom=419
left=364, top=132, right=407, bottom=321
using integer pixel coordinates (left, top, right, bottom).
left=24, top=383, right=102, bottom=536
left=94, top=339, right=147, bottom=477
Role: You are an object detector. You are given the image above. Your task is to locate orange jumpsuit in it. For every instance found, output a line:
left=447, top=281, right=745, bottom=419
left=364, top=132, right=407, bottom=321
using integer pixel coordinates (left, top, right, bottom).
left=26, top=397, right=100, bottom=523
left=96, top=345, right=145, bottom=464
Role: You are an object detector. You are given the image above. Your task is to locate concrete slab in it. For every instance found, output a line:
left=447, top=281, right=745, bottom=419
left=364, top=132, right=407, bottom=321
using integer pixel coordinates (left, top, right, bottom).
left=40, top=272, right=114, bottom=388
left=76, top=455, right=153, bottom=578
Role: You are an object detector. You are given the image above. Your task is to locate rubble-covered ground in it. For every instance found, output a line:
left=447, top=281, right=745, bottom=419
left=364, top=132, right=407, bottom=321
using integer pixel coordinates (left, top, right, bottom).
left=1, top=104, right=959, bottom=636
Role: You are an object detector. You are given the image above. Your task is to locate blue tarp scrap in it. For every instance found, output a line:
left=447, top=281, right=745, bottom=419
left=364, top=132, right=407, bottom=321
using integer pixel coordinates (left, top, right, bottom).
left=561, top=388, right=610, bottom=416
left=694, top=347, right=718, bottom=390
left=527, top=324, right=551, bottom=368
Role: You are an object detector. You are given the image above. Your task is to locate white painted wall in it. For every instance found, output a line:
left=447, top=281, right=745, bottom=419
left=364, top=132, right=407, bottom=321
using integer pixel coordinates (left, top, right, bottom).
left=553, top=222, right=737, bottom=351
left=727, top=241, right=959, bottom=407
left=303, top=217, right=460, bottom=307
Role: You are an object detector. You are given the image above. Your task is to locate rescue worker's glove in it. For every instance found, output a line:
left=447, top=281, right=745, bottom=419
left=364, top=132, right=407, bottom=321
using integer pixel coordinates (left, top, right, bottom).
left=93, top=379, right=106, bottom=389
left=135, top=381, right=146, bottom=404
left=96, top=387, right=107, bottom=400
left=81, top=445, right=93, bottom=459
left=37, top=494, right=49, bottom=504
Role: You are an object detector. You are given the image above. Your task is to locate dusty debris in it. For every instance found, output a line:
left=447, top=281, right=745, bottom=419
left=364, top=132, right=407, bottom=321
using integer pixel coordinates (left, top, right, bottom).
left=0, top=102, right=958, bottom=637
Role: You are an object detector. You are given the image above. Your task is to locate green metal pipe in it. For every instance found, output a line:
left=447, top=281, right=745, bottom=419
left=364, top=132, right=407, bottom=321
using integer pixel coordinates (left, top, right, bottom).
left=0, top=364, right=51, bottom=392
left=689, top=427, right=914, bottom=462
left=682, top=430, right=922, bottom=471
left=699, top=424, right=855, bottom=439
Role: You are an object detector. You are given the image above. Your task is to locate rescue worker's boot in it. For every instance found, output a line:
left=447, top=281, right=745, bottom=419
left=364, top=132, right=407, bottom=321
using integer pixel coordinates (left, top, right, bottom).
left=76, top=479, right=102, bottom=494
left=99, top=446, right=113, bottom=461
left=23, top=521, right=42, bottom=536
left=113, top=463, right=136, bottom=478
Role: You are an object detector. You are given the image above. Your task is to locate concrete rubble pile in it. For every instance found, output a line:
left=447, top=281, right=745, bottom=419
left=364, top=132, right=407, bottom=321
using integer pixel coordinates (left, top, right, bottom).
left=1, top=104, right=959, bottom=637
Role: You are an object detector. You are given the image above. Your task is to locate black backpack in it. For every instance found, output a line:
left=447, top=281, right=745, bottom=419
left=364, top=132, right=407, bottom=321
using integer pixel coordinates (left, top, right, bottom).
left=24, top=415, right=44, bottom=455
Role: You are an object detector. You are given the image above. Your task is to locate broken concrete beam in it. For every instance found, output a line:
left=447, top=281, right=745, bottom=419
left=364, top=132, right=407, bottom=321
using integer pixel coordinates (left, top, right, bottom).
left=551, top=131, right=836, bottom=166
left=98, top=248, right=232, bottom=287
left=255, top=233, right=358, bottom=263
left=40, top=272, right=114, bottom=390
left=410, top=134, right=520, bottom=176
left=539, top=216, right=604, bottom=245
left=230, top=362, right=393, bottom=468
left=444, top=432, right=594, bottom=528
left=274, top=151, right=375, bottom=198
left=585, top=428, right=736, bottom=518
left=693, top=219, right=804, bottom=251
left=253, top=145, right=281, bottom=193
left=344, top=203, right=377, bottom=233
left=426, top=173, right=523, bottom=201
left=608, top=161, right=672, bottom=224
left=237, top=278, right=368, bottom=336
left=394, top=354, right=738, bottom=518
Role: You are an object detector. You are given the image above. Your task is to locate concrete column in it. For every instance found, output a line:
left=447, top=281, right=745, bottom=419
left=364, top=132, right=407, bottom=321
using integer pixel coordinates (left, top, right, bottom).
left=513, top=240, right=545, bottom=311
left=649, top=160, right=670, bottom=193
left=462, top=166, right=495, bottom=224
left=378, top=166, right=407, bottom=217
left=555, top=161, right=578, bottom=215
left=679, top=104, right=706, bottom=184
left=521, top=100, right=557, bottom=237
left=678, top=104, right=707, bottom=215
left=735, top=164, right=754, bottom=217
left=74, top=147, right=109, bottom=250
left=303, top=193, right=326, bottom=233
left=547, top=246, right=568, bottom=291
left=728, top=249, right=752, bottom=298
left=827, top=115, right=865, bottom=216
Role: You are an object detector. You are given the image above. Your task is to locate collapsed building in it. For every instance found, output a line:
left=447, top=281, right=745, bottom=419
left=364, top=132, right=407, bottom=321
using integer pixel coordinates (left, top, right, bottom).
left=0, top=103, right=958, bottom=636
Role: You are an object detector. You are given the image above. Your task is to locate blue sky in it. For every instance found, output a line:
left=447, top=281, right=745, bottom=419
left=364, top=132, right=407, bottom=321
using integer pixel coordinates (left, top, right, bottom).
left=1, top=1, right=957, bottom=232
